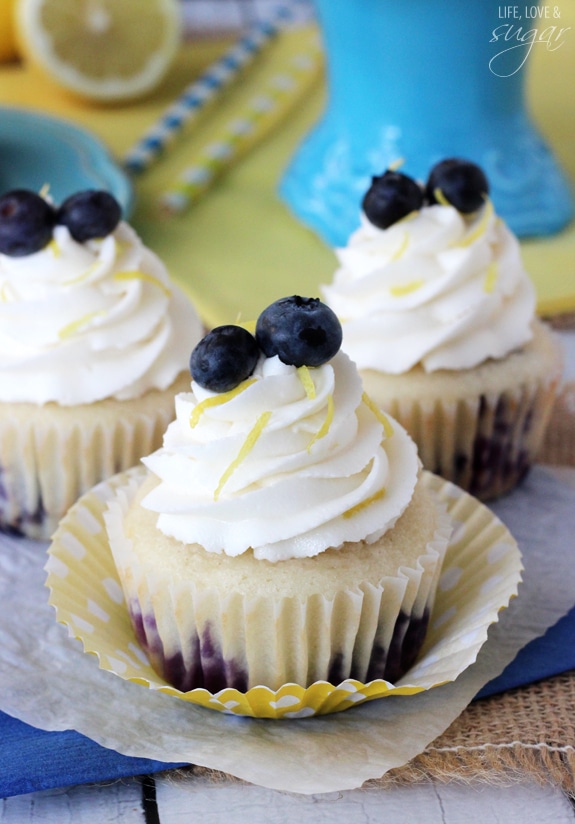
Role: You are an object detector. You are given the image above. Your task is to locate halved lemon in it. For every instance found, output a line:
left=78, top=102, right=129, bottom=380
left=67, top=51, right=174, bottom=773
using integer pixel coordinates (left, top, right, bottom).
left=15, top=0, right=182, bottom=102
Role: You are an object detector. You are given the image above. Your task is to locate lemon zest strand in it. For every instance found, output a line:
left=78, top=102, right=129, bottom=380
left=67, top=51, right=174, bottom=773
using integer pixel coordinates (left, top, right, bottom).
left=297, top=365, right=316, bottom=399
left=457, top=198, right=493, bottom=248
left=390, top=231, right=410, bottom=262
left=343, top=487, right=387, bottom=519
left=114, top=270, right=172, bottom=297
left=388, top=157, right=405, bottom=171
left=214, top=411, right=271, bottom=500
left=47, top=238, right=60, bottom=257
left=189, top=379, right=257, bottom=428
left=389, top=278, right=425, bottom=297
left=62, top=260, right=101, bottom=285
left=484, top=262, right=498, bottom=293
left=307, top=393, right=334, bottom=452
left=362, top=392, right=394, bottom=437
left=58, top=310, right=105, bottom=339
left=433, top=187, right=451, bottom=207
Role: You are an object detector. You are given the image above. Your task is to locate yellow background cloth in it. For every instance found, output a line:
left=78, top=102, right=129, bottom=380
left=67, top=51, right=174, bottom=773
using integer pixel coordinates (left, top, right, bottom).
left=0, top=21, right=574, bottom=327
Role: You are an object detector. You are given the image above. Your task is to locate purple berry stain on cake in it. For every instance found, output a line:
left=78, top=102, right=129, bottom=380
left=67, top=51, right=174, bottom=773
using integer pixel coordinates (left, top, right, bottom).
left=128, top=600, right=249, bottom=693
left=0, top=468, right=48, bottom=537
left=365, top=609, right=430, bottom=684
left=467, top=393, right=533, bottom=499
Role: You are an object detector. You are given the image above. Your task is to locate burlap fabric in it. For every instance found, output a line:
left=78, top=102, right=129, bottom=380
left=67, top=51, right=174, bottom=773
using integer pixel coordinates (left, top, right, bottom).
left=173, top=348, right=575, bottom=796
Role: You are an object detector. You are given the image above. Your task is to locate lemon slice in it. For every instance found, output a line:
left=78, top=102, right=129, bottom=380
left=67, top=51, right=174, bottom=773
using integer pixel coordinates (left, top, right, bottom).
left=15, top=0, right=182, bottom=102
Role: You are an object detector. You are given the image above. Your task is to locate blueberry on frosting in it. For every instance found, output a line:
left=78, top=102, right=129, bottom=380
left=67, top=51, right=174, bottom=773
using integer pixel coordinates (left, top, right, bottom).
left=0, top=187, right=123, bottom=256
left=190, top=297, right=343, bottom=394
left=56, top=190, right=122, bottom=242
left=256, top=296, right=342, bottom=369
left=425, top=158, right=489, bottom=214
left=190, top=325, right=260, bottom=393
left=362, top=170, right=424, bottom=229
left=0, top=189, right=56, bottom=257
left=361, top=158, right=490, bottom=230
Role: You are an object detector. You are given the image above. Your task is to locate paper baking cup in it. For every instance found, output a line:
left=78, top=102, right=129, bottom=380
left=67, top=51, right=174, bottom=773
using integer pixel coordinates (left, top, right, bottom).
left=384, top=378, right=558, bottom=502
left=45, top=468, right=522, bottom=718
left=0, top=373, right=188, bottom=540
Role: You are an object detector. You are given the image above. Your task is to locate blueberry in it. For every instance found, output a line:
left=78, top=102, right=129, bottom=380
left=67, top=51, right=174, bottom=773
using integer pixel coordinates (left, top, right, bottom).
left=255, top=296, right=342, bottom=368
left=362, top=170, right=424, bottom=229
left=426, top=158, right=489, bottom=213
left=0, top=190, right=56, bottom=256
left=56, top=190, right=122, bottom=242
left=190, top=325, right=260, bottom=393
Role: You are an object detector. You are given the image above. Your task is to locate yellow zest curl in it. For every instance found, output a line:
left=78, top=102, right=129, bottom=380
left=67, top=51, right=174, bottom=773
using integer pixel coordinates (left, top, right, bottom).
left=390, top=231, right=409, bottom=261
left=62, top=260, right=101, bottom=285
left=297, top=365, right=316, bottom=399
left=389, top=278, right=424, bottom=297
left=214, top=410, right=271, bottom=500
left=47, top=238, right=60, bottom=257
left=457, top=198, right=493, bottom=248
left=362, top=392, right=394, bottom=437
left=114, top=270, right=171, bottom=297
left=433, top=187, right=451, bottom=207
left=58, top=310, right=105, bottom=339
left=484, top=262, right=498, bottom=294
left=189, top=379, right=257, bottom=428
left=343, top=487, right=386, bottom=519
left=307, top=394, right=334, bottom=452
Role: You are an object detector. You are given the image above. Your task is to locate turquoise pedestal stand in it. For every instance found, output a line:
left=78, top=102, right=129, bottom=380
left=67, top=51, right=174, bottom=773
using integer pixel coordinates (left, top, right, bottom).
left=280, top=0, right=573, bottom=246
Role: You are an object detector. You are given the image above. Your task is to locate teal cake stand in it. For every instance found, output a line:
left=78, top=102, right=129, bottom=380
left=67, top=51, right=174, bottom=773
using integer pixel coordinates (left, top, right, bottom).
left=279, top=0, right=573, bottom=246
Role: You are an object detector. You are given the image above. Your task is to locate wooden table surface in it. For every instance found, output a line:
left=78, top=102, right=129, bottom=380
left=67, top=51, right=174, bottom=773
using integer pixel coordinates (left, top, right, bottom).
left=2, top=774, right=575, bottom=823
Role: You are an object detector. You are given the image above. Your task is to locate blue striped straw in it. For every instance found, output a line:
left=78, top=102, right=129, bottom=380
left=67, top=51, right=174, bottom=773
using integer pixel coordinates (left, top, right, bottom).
left=122, top=10, right=292, bottom=176
left=158, top=41, right=322, bottom=215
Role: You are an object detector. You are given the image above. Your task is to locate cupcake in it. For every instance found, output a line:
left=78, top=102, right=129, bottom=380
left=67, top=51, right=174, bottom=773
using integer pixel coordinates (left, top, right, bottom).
left=0, top=188, right=203, bottom=539
left=321, top=159, right=562, bottom=500
left=104, top=296, right=452, bottom=693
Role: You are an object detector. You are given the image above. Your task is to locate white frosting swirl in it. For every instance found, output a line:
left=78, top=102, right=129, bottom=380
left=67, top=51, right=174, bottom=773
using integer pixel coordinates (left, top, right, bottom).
left=142, top=351, right=419, bottom=562
left=322, top=202, right=536, bottom=373
left=0, top=222, right=203, bottom=404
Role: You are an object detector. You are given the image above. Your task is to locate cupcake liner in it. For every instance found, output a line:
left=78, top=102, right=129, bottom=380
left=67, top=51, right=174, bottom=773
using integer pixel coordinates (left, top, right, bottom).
left=46, top=467, right=523, bottom=718
left=378, top=373, right=559, bottom=502
left=0, top=373, right=189, bottom=541
left=104, top=474, right=451, bottom=692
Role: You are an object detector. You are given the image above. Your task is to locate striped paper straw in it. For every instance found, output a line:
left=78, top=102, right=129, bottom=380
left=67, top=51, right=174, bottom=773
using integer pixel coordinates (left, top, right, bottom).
left=122, top=10, right=292, bottom=176
left=159, top=39, right=322, bottom=215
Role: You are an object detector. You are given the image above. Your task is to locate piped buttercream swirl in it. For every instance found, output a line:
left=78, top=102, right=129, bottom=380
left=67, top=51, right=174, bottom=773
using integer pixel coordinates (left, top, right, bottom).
left=0, top=222, right=203, bottom=404
left=322, top=202, right=536, bottom=373
left=142, top=351, right=419, bottom=562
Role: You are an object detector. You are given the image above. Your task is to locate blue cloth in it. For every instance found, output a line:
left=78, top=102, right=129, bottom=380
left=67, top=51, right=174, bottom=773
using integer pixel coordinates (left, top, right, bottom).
left=0, top=712, right=186, bottom=798
left=475, top=604, right=575, bottom=699
left=1, top=605, right=573, bottom=798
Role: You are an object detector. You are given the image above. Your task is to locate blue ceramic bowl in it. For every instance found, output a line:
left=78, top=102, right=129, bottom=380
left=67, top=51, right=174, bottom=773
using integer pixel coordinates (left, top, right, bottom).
left=0, top=106, right=133, bottom=215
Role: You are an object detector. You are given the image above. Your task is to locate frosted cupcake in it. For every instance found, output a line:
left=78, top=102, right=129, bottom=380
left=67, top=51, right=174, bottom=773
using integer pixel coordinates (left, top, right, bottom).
left=322, top=159, right=562, bottom=500
left=104, top=296, right=452, bottom=693
left=0, top=188, right=203, bottom=539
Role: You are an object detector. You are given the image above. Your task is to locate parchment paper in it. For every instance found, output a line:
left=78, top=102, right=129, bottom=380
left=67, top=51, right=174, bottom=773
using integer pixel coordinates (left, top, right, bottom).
left=0, top=465, right=573, bottom=795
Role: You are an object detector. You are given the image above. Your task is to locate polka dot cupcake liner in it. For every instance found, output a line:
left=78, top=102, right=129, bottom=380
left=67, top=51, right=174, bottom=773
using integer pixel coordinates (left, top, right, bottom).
left=45, top=468, right=523, bottom=719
